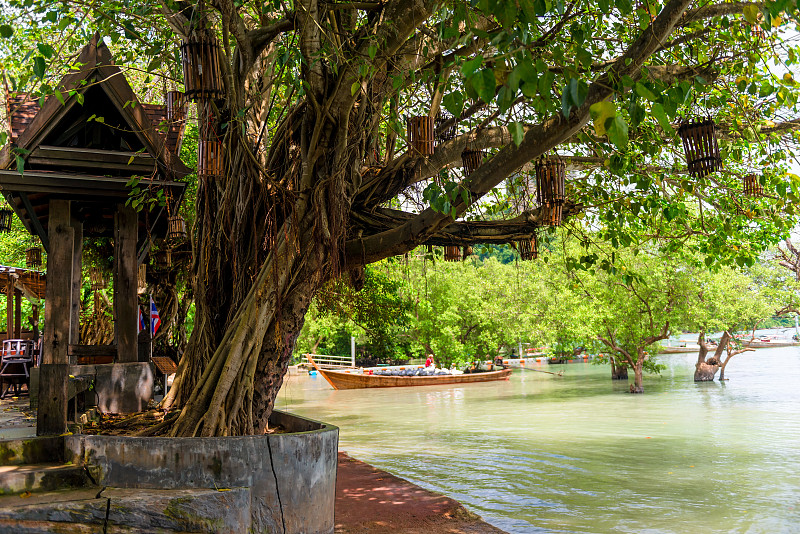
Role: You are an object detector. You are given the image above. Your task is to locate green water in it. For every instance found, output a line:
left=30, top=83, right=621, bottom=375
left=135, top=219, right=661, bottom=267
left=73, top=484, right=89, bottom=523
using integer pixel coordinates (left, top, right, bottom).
left=276, top=348, right=800, bottom=533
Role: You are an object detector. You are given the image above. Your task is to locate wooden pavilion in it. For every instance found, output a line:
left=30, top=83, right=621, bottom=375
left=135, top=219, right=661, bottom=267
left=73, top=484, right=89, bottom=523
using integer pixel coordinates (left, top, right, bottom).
left=0, top=35, right=189, bottom=434
left=0, top=265, right=45, bottom=341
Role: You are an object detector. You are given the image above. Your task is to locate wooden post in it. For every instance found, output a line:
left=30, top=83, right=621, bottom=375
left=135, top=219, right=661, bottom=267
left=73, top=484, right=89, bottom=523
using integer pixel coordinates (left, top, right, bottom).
left=32, top=304, right=39, bottom=341
left=70, top=216, right=83, bottom=357
left=114, top=204, right=138, bottom=362
left=5, top=279, right=12, bottom=340
left=37, top=199, right=73, bottom=436
left=14, top=289, right=21, bottom=339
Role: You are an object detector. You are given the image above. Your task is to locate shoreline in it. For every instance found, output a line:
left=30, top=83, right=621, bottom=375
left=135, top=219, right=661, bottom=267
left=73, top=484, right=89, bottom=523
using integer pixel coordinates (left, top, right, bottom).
left=335, top=451, right=507, bottom=533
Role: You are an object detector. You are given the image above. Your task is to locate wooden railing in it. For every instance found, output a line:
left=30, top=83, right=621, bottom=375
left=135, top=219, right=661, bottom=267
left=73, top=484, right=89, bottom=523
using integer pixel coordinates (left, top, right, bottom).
left=305, top=353, right=355, bottom=369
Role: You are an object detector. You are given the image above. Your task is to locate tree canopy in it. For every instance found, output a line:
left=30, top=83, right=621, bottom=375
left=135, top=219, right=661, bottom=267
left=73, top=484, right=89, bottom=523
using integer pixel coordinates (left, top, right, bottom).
left=4, top=0, right=800, bottom=434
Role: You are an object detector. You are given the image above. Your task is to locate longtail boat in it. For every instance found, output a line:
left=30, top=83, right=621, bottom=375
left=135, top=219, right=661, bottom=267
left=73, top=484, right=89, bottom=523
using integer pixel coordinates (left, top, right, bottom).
left=307, top=355, right=512, bottom=390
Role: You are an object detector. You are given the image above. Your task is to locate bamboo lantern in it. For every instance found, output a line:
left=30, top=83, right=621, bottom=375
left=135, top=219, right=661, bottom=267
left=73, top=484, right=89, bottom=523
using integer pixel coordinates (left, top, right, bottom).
left=743, top=174, right=763, bottom=197
left=462, top=245, right=473, bottom=261
left=167, top=215, right=187, bottom=243
left=25, top=246, right=42, bottom=269
left=677, top=117, right=722, bottom=178
left=198, top=102, right=224, bottom=178
left=535, top=157, right=566, bottom=226
left=180, top=35, right=224, bottom=101
left=0, top=208, right=12, bottom=233
left=518, top=235, right=538, bottom=261
left=435, top=111, right=457, bottom=143
left=444, top=245, right=461, bottom=262
left=407, top=116, right=435, bottom=155
left=461, top=149, right=485, bottom=176
left=154, top=249, right=173, bottom=269
left=90, top=267, right=107, bottom=290
left=165, top=90, right=186, bottom=123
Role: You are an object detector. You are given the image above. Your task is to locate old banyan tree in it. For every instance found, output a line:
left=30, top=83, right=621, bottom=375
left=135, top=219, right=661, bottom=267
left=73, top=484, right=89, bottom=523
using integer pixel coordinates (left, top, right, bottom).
left=4, top=0, right=800, bottom=434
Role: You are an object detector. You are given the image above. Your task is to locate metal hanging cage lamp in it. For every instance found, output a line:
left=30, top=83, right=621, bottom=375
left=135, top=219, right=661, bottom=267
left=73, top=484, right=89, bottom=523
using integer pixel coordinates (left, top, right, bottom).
left=25, top=245, right=42, bottom=269
left=677, top=117, right=722, bottom=178
left=167, top=214, right=188, bottom=243
left=461, top=148, right=485, bottom=176
left=535, top=156, right=566, bottom=226
left=434, top=111, right=457, bottom=144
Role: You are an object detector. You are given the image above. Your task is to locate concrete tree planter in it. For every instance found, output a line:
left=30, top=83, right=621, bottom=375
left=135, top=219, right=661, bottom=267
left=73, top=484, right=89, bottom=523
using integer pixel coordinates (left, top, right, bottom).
left=66, top=411, right=338, bottom=534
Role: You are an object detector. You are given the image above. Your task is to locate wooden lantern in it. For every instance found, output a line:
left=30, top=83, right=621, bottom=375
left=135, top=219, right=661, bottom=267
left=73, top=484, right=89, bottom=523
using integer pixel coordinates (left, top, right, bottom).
left=25, top=246, right=42, bottom=269
left=535, top=157, right=566, bottom=226
left=517, top=235, right=538, bottom=261
left=154, top=249, right=173, bottom=270
left=743, top=174, right=763, bottom=197
left=678, top=117, right=722, bottom=178
left=168, top=215, right=187, bottom=243
left=462, top=245, right=473, bottom=261
left=90, top=267, right=107, bottom=290
left=198, top=101, right=224, bottom=177
left=461, top=149, right=485, bottom=176
left=444, top=245, right=461, bottom=262
left=166, top=90, right=186, bottom=123
left=435, top=111, right=457, bottom=143
left=0, top=208, right=13, bottom=233
left=407, top=116, right=435, bottom=155
left=180, top=35, right=224, bottom=101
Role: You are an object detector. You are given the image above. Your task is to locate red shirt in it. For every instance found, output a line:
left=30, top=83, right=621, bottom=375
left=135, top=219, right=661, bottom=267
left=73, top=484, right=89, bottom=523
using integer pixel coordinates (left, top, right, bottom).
left=425, top=356, right=433, bottom=367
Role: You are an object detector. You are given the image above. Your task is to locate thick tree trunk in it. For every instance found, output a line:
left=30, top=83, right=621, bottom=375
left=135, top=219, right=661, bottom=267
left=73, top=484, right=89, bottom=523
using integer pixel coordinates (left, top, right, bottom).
left=611, top=363, right=628, bottom=380
left=631, top=361, right=644, bottom=393
left=694, top=331, right=729, bottom=382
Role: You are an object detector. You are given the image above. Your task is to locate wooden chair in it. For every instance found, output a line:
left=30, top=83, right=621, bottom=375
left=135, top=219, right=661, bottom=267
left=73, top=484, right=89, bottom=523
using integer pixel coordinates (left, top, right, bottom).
left=0, top=339, right=34, bottom=398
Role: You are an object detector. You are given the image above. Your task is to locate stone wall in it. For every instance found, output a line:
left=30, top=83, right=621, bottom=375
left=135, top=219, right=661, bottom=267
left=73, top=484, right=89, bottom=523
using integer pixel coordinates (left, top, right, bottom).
left=65, top=410, right=338, bottom=534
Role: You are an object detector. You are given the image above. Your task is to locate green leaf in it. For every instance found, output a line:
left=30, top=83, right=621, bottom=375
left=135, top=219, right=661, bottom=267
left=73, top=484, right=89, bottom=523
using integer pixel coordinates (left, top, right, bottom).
left=589, top=101, right=616, bottom=136
left=350, top=81, right=360, bottom=96
left=0, top=25, right=13, bottom=38
left=634, top=82, right=658, bottom=102
left=15, top=154, right=25, bottom=176
left=54, top=90, right=64, bottom=106
left=561, top=86, right=572, bottom=118
left=461, top=56, right=484, bottom=77
left=508, top=122, right=524, bottom=146
left=32, top=57, right=46, bottom=80
left=442, top=91, right=464, bottom=117
left=37, top=43, right=55, bottom=59
left=606, top=115, right=629, bottom=150
left=367, top=44, right=377, bottom=60
left=743, top=5, right=759, bottom=24
left=471, top=68, right=497, bottom=104
left=650, top=102, right=673, bottom=133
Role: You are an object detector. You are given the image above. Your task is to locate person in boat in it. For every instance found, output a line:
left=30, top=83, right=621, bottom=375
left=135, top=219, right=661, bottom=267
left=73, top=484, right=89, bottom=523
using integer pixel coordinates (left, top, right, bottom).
left=425, top=354, right=434, bottom=368
left=465, top=360, right=479, bottom=374
left=493, top=354, right=508, bottom=370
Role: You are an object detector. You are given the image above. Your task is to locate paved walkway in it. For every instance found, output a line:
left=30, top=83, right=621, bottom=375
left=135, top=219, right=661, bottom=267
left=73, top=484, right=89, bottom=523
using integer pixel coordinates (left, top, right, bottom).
left=0, top=397, right=35, bottom=440
left=335, top=452, right=507, bottom=534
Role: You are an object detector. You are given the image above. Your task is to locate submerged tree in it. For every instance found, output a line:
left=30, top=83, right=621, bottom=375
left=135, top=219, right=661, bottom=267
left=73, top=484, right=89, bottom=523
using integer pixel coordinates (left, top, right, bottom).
left=4, top=0, right=800, bottom=433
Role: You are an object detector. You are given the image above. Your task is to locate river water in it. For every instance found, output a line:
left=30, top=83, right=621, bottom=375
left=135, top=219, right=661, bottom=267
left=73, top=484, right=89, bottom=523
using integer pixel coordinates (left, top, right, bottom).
left=275, top=346, right=800, bottom=533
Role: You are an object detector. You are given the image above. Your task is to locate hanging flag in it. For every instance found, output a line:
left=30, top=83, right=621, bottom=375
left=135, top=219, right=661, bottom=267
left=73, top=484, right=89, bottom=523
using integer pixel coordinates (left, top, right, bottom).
left=150, top=295, right=161, bottom=336
left=138, top=305, right=146, bottom=333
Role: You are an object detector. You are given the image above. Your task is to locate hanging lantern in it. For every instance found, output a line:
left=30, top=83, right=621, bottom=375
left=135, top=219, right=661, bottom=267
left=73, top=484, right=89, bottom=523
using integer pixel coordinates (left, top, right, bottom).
left=0, top=208, right=13, bottom=233
left=165, top=91, right=186, bottom=123
left=407, top=115, right=435, bottom=156
left=461, top=149, right=485, bottom=176
left=25, top=246, right=42, bottom=269
left=154, top=249, right=173, bottom=270
left=444, top=245, right=460, bottom=262
left=180, top=35, right=224, bottom=101
left=462, top=245, right=473, bottom=261
left=517, top=235, right=538, bottom=261
left=90, top=267, right=107, bottom=290
left=743, top=174, right=763, bottom=197
left=678, top=117, right=722, bottom=178
left=535, top=157, right=566, bottom=226
left=167, top=215, right=187, bottom=243
left=435, top=111, right=457, bottom=143
left=198, top=101, right=224, bottom=178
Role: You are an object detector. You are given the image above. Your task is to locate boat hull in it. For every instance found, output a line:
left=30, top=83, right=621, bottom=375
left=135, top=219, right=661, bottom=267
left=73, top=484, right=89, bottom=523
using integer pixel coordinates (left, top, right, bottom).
left=317, top=368, right=513, bottom=390
left=743, top=340, right=800, bottom=348
left=658, top=346, right=700, bottom=354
